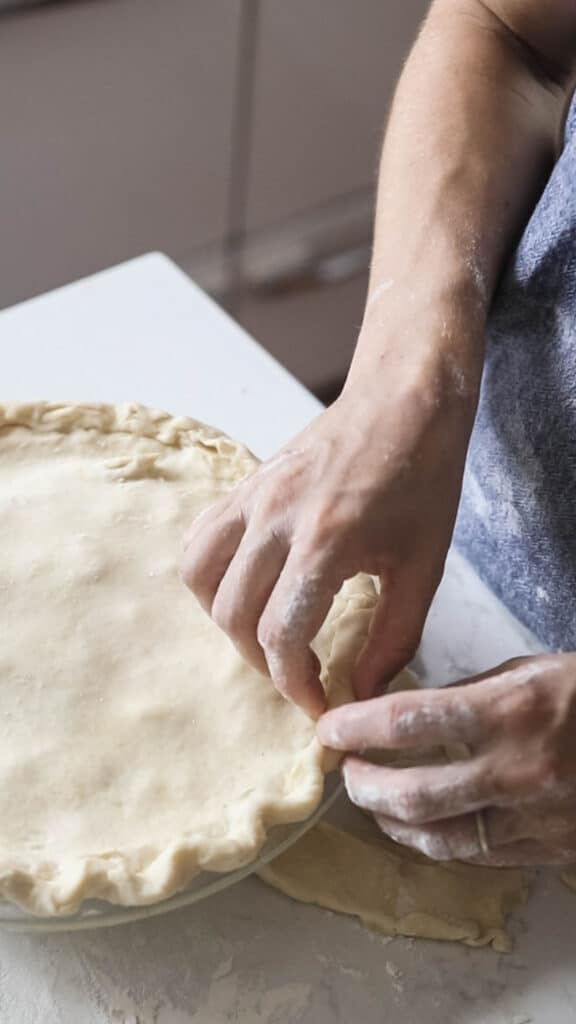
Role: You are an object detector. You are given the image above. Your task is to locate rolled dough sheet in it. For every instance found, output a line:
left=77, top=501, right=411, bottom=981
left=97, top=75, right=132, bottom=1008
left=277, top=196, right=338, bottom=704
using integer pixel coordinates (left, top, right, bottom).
left=258, top=820, right=527, bottom=952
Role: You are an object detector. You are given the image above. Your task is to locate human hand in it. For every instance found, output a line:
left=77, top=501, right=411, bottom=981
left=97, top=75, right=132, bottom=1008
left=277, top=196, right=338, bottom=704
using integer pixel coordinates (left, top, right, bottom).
left=182, top=357, right=473, bottom=718
left=318, top=654, right=576, bottom=866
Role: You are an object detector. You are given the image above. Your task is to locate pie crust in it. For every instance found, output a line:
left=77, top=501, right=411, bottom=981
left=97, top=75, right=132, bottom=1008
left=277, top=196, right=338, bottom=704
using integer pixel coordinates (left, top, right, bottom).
left=0, top=402, right=376, bottom=915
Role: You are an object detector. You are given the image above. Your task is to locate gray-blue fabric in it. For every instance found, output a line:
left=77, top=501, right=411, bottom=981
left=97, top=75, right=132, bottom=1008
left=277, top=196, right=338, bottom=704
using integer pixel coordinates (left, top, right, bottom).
left=454, top=94, right=576, bottom=651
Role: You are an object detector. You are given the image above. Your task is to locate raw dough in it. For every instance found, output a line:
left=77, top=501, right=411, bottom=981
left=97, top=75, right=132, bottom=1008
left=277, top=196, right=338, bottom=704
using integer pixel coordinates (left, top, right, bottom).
left=258, top=820, right=527, bottom=952
left=0, top=402, right=377, bottom=916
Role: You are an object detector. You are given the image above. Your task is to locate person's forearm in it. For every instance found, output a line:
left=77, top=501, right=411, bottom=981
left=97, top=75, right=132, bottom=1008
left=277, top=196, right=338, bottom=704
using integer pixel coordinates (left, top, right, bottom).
left=349, top=0, right=576, bottom=401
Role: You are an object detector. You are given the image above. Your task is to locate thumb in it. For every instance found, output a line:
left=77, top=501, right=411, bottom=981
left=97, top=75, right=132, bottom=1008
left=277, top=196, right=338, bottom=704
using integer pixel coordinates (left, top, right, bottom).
left=353, top=562, right=439, bottom=700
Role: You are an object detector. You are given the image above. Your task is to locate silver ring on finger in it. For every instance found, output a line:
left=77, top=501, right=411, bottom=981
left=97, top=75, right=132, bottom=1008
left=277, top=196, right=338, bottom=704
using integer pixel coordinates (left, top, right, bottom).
left=475, top=808, right=491, bottom=858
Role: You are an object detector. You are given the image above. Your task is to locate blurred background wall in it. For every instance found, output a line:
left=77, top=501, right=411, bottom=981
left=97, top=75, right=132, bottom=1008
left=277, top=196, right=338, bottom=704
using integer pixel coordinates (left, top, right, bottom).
left=0, top=0, right=429, bottom=399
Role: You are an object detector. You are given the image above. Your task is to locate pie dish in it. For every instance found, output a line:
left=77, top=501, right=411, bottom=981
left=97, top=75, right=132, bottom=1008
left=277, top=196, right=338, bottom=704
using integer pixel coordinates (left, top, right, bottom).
left=0, top=402, right=376, bottom=916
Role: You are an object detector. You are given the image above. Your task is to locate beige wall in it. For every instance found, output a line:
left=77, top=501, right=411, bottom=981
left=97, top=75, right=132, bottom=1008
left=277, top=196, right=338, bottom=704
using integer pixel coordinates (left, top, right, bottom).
left=0, top=0, right=429, bottom=387
left=0, top=0, right=240, bottom=305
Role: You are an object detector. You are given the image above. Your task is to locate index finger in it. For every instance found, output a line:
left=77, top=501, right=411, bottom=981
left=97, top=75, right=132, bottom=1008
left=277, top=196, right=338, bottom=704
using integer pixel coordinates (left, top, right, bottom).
left=317, top=687, right=483, bottom=751
left=257, top=550, right=345, bottom=718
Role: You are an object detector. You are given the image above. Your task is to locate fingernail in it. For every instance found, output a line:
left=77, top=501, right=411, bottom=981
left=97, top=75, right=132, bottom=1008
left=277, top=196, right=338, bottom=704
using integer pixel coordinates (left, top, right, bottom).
left=342, top=769, right=370, bottom=808
left=342, top=763, right=355, bottom=800
left=342, top=762, right=360, bottom=800
left=316, top=718, right=342, bottom=747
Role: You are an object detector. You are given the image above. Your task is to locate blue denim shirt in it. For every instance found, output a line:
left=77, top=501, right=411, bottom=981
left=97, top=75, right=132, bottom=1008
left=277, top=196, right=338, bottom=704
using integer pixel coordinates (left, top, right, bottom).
left=455, top=94, right=576, bottom=651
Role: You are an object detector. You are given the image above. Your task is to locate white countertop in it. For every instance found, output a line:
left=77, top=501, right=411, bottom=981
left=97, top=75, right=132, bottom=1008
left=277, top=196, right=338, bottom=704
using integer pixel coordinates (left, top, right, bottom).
left=0, top=253, right=574, bottom=1024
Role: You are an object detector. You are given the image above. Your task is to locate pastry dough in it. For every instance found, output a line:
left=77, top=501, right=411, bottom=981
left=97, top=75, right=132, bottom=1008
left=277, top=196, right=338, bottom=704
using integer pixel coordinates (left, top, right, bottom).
left=0, top=402, right=377, bottom=916
left=258, top=820, right=527, bottom=952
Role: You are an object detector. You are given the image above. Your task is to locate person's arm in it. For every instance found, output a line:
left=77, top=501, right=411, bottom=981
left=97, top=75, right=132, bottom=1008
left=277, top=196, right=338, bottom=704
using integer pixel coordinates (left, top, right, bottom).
left=182, top=0, right=576, bottom=718
left=315, top=3, right=576, bottom=869
left=340, top=0, right=576, bottom=699
left=352, top=0, right=576, bottom=393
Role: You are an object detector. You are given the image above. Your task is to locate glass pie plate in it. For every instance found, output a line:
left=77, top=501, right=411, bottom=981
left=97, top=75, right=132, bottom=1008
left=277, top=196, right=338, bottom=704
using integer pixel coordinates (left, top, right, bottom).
left=0, top=775, right=342, bottom=933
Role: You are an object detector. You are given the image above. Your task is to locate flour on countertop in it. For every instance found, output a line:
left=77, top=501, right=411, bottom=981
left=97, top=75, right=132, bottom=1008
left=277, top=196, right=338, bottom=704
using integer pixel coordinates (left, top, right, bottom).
left=190, top=975, right=312, bottom=1024
left=338, top=964, right=366, bottom=981
left=385, top=960, right=403, bottom=979
left=0, top=908, right=316, bottom=1024
left=385, top=960, right=405, bottom=995
left=0, top=928, right=239, bottom=1024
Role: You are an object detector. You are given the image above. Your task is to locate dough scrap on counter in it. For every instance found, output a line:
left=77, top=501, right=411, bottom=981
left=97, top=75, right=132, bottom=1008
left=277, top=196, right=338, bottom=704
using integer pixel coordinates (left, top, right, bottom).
left=258, top=821, right=527, bottom=952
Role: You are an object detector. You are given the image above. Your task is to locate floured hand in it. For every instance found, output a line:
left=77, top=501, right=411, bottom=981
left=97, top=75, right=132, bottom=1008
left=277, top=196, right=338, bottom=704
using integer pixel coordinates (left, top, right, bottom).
left=181, top=358, right=472, bottom=718
left=318, top=655, right=576, bottom=866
